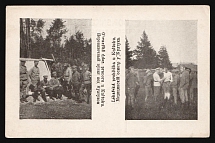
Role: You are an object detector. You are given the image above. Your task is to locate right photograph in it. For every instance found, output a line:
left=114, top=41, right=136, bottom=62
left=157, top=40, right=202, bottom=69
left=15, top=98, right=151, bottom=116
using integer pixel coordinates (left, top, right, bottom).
left=125, top=20, right=198, bottom=120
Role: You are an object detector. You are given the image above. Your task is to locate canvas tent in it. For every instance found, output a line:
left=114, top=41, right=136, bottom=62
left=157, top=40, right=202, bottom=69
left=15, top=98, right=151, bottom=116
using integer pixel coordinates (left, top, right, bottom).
left=20, top=58, right=54, bottom=80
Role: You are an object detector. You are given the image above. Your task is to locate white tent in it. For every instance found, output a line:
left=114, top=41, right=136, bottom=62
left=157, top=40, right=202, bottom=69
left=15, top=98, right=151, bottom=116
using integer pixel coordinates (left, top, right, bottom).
left=20, top=58, right=53, bottom=80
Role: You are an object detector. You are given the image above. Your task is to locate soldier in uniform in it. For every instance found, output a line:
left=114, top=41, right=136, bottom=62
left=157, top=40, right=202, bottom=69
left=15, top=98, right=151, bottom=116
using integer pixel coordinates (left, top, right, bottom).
left=171, top=69, right=180, bottom=106
left=179, top=65, right=190, bottom=108
left=20, top=59, right=29, bottom=103
left=29, top=60, right=47, bottom=102
left=62, top=63, right=72, bottom=99
left=49, top=71, right=63, bottom=100
left=189, top=70, right=197, bottom=104
left=144, top=69, right=153, bottom=102
left=161, top=67, right=173, bottom=108
left=71, top=65, right=81, bottom=102
left=81, top=64, right=92, bottom=104
left=153, top=68, right=165, bottom=102
left=126, top=66, right=139, bottom=109
left=40, top=75, right=54, bottom=100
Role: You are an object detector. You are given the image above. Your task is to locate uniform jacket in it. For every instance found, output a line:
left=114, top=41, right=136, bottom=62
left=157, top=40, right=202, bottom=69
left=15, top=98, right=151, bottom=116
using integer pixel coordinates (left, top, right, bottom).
left=190, top=72, right=197, bottom=88
left=144, top=73, right=153, bottom=87
left=29, top=66, right=40, bottom=85
left=171, top=74, right=180, bottom=88
left=126, top=72, right=138, bottom=88
left=82, top=70, right=91, bottom=84
left=180, top=69, right=190, bottom=89
left=71, top=71, right=81, bottom=85
left=40, top=79, right=50, bottom=87
left=20, top=65, right=28, bottom=81
left=49, top=78, right=60, bottom=87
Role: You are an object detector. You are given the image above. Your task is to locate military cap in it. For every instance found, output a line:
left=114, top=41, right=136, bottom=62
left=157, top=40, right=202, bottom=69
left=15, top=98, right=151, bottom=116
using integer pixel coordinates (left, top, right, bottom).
left=20, top=59, right=26, bottom=62
left=43, top=75, right=48, bottom=78
left=34, top=60, right=39, bottom=62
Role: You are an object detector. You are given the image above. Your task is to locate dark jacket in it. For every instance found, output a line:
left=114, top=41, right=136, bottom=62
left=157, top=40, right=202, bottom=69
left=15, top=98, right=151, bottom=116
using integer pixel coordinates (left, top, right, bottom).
left=180, top=69, right=190, bottom=89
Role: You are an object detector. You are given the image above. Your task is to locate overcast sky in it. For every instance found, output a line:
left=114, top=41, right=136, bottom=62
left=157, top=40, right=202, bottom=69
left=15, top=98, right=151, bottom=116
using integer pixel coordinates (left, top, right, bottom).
left=35, top=19, right=91, bottom=42
left=126, top=20, right=197, bottom=64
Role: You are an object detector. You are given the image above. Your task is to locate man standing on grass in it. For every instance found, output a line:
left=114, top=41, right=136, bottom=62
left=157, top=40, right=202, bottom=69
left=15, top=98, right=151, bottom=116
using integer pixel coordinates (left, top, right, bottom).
left=126, top=66, right=139, bottom=110
left=71, top=65, right=81, bottom=103
left=161, top=67, right=173, bottom=108
left=171, top=70, right=180, bottom=107
left=20, top=59, right=29, bottom=103
left=179, top=65, right=190, bottom=109
left=81, top=64, right=92, bottom=104
left=189, top=70, right=197, bottom=105
left=28, top=60, right=47, bottom=102
left=62, top=63, right=72, bottom=99
left=144, top=69, right=153, bottom=102
left=153, top=68, right=165, bottom=102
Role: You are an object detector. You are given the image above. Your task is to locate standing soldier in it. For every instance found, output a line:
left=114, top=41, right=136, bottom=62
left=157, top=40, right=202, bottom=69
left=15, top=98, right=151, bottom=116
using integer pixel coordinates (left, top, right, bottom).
left=153, top=68, right=165, bottom=102
left=71, top=65, right=81, bottom=102
left=62, top=63, right=72, bottom=99
left=28, top=60, right=47, bottom=102
left=179, top=65, right=190, bottom=108
left=126, top=66, right=139, bottom=109
left=161, top=67, right=173, bottom=108
left=171, top=70, right=180, bottom=106
left=55, top=59, right=63, bottom=78
left=189, top=70, right=197, bottom=104
left=20, top=59, right=29, bottom=103
left=144, top=69, right=153, bottom=102
left=81, top=64, right=92, bottom=104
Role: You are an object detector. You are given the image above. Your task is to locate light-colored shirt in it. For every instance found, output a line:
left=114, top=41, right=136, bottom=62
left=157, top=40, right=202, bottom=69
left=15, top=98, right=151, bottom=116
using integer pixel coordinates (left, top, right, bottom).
left=163, top=71, right=173, bottom=82
left=153, top=72, right=161, bottom=86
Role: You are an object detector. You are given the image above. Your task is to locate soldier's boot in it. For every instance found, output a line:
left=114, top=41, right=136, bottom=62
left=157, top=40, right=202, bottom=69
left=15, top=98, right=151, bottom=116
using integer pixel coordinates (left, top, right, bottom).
left=41, top=93, right=47, bottom=102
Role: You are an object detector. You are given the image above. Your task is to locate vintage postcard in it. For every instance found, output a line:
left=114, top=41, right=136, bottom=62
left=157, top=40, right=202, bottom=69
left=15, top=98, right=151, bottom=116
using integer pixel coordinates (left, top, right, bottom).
left=6, top=6, right=210, bottom=137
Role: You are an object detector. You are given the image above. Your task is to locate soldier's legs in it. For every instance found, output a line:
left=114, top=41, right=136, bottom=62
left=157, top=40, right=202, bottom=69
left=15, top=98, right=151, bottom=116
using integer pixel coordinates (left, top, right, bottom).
left=73, top=84, right=80, bottom=101
left=145, top=86, right=150, bottom=102
left=127, top=88, right=135, bottom=108
left=20, top=80, right=28, bottom=102
left=55, top=86, right=63, bottom=99
left=46, top=88, right=55, bottom=100
left=153, top=86, right=160, bottom=101
left=172, top=87, right=178, bottom=105
left=184, top=89, right=188, bottom=102
left=190, top=87, right=194, bottom=102
left=40, top=88, right=47, bottom=102
left=85, top=83, right=91, bottom=104
left=180, top=88, right=185, bottom=104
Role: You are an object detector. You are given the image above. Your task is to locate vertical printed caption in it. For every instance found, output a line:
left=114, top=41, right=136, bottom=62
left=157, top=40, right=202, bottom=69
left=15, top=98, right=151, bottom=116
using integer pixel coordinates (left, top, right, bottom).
left=96, top=32, right=106, bottom=107
left=96, top=33, right=122, bottom=107
left=111, top=37, right=121, bottom=103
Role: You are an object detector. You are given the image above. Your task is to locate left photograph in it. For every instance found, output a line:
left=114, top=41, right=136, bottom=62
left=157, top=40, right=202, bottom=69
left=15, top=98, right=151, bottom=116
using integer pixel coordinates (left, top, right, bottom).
left=19, top=18, right=92, bottom=119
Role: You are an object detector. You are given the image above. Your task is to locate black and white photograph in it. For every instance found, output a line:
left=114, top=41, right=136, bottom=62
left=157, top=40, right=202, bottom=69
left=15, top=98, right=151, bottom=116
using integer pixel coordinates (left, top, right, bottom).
left=19, top=18, right=92, bottom=119
left=125, top=20, right=198, bottom=120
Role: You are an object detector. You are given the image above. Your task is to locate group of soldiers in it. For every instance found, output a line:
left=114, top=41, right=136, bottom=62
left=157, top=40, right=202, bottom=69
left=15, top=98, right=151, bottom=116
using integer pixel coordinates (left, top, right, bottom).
left=20, top=59, right=91, bottom=104
left=126, top=65, right=198, bottom=110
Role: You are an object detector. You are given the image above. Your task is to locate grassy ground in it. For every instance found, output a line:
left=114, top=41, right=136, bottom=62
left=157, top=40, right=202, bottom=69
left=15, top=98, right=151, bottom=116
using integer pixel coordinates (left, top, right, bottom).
left=20, top=95, right=91, bottom=119
left=125, top=87, right=197, bottom=120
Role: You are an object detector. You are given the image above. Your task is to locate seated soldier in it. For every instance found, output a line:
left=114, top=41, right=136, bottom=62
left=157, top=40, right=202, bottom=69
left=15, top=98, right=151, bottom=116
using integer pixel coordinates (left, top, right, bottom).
left=49, top=71, right=63, bottom=100
left=40, top=75, right=54, bottom=100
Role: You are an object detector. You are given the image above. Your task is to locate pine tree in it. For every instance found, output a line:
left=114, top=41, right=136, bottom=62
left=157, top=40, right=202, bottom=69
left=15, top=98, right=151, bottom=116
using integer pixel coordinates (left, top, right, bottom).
left=125, top=37, right=133, bottom=69
left=158, top=45, right=172, bottom=69
left=133, top=31, right=157, bottom=69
